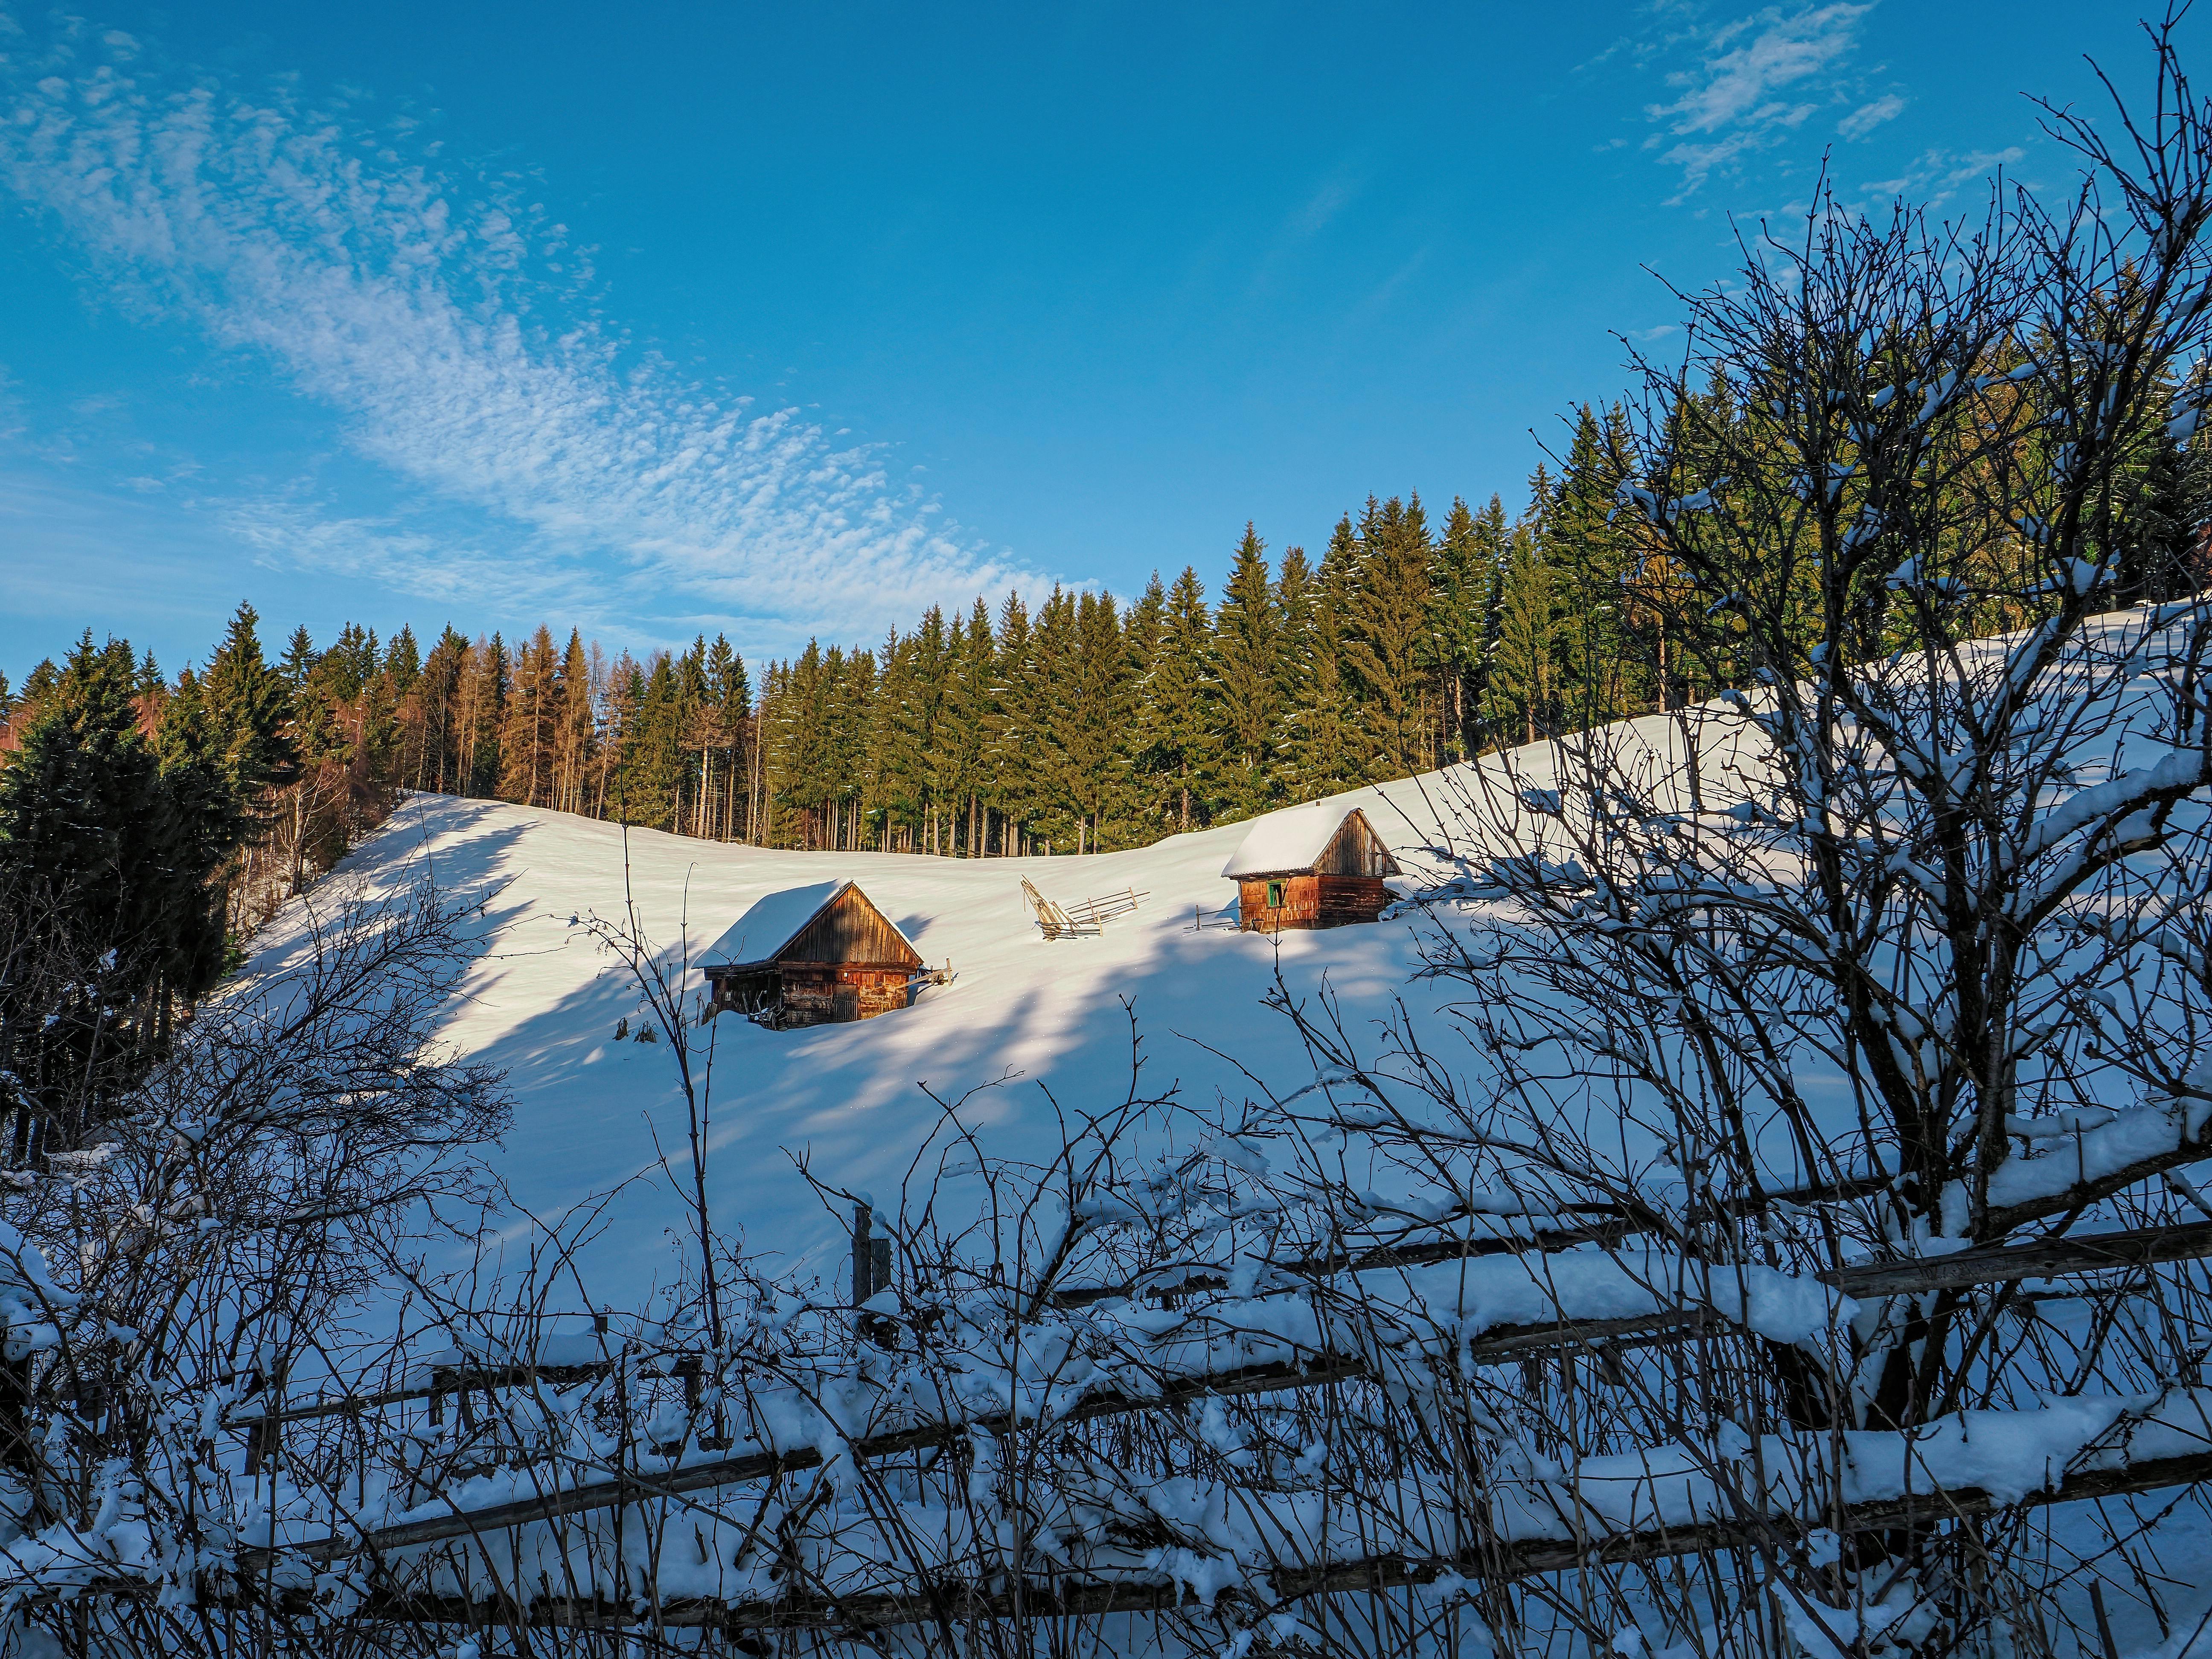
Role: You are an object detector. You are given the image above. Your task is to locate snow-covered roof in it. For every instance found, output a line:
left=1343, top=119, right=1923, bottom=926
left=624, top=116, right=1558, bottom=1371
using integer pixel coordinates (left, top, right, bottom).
left=1221, top=803, right=1371, bottom=879
left=703, top=879, right=852, bottom=969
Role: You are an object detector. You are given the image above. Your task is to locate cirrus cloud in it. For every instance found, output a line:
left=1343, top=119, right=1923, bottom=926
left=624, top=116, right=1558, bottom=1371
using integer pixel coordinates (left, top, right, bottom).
left=0, top=22, right=1044, bottom=653
left=1644, top=3, right=1874, bottom=201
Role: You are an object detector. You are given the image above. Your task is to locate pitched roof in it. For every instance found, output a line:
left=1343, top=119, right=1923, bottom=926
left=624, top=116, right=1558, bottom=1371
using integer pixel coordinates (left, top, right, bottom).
left=1221, top=803, right=1388, bottom=879
left=702, top=880, right=875, bottom=970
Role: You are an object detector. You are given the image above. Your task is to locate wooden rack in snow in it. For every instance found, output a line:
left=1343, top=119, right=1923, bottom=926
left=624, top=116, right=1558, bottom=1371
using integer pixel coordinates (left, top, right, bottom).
left=1020, top=877, right=1146, bottom=939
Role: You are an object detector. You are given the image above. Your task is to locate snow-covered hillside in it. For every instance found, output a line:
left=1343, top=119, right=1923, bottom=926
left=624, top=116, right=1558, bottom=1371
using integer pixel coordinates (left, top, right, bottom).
left=288, top=771, right=1486, bottom=1303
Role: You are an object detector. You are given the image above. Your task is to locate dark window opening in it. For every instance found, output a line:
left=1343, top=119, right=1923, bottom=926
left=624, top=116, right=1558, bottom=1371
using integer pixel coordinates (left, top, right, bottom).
left=1266, top=881, right=1285, bottom=909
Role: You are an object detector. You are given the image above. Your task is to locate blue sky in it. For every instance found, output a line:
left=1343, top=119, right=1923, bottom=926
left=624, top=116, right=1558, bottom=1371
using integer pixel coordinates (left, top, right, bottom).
left=0, top=2, right=2188, bottom=680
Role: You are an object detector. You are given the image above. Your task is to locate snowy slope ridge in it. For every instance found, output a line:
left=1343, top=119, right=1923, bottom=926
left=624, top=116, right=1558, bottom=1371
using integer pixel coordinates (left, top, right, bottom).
left=253, top=614, right=2194, bottom=1314
left=263, top=706, right=1729, bottom=1305
left=288, top=772, right=1476, bottom=1298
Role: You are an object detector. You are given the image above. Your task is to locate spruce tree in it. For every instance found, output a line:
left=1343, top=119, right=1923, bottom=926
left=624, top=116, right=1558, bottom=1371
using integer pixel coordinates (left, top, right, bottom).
left=1024, top=588, right=1079, bottom=848
left=1339, top=495, right=1438, bottom=780
left=0, top=637, right=224, bottom=1139
left=1432, top=496, right=1502, bottom=762
left=201, top=602, right=295, bottom=806
left=988, top=594, right=1036, bottom=852
left=1055, top=589, right=1126, bottom=850
left=279, top=626, right=317, bottom=691
left=704, top=633, right=749, bottom=839
left=1485, top=474, right=1562, bottom=746
left=891, top=609, right=950, bottom=850
left=951, top=598, right=1000, bottom=852
left=498, top=631, right=547, bottom=806
left=1550, top=405, right=1644, bottom=728
left=1134, top=568, right=1215, bottom=831
left=1211, top=524, right=1282, bottom=815
left=1284, top=520, right=1363, bottom=797
left=384, top=625, right=422, bottom=696
left=1470, top=495, right=1510, bottom=753
left=2116, top=425, right=2212, bottom=604
left=552, top=630, right=596, bottom=816
left=1117, top=575, right=1167, bottom=840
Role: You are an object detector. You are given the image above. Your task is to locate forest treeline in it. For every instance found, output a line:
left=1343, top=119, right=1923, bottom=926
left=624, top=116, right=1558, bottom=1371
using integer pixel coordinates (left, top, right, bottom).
left=0, top=364, right=2204, bottom=1142
left=6, top=395, right=2208, bottom=879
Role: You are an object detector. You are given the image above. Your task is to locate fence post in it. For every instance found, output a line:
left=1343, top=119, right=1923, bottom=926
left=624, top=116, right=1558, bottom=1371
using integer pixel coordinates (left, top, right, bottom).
left=852, top=1202, right=873, bottom=1305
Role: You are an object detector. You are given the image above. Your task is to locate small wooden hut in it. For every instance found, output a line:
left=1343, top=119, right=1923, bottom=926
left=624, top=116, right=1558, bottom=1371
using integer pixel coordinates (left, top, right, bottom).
left=1220, top=804, right=1401, bottom=931
left=701, top=881, right=924, bottom=1027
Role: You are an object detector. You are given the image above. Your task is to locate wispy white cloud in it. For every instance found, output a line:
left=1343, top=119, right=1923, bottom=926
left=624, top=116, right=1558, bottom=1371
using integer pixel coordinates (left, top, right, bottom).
left=0, top=23, right=1043, bottom=650
left=1644, top=3, right=1873, bottom=201
left=1856, top=145, right=2025, bottom=209
left=1838, top=92, right=1904, bottom=140
left=1289, top=170, right=1362, bottom=239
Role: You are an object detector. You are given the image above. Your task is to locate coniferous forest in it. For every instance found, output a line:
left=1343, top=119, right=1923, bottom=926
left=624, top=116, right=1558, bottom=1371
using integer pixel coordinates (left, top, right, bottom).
left=2, top=390, right=2204, bottom=1042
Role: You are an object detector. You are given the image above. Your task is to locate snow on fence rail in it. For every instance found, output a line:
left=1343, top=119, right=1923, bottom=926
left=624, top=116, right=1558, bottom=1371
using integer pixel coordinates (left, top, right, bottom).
left=47, top=1409, right=2212, bottom=1634
left=193, top=1216, right=2212, bottom=1569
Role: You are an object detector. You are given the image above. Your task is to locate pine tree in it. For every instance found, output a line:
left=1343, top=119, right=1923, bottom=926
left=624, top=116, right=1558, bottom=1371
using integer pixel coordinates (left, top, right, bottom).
left=1134, top=568, right=1215, bottom=831
left=1486, top=473, right=1563, bottom=746
left=200, top=602, right=295, bottom=806
left=1339, top=495, right=1438, bottom=780
left=1432, top=496, right=1502, bottom=762
left=1211, top=525, right=1282, bottom=816
left=1284, top=521, right=1363, bottom=796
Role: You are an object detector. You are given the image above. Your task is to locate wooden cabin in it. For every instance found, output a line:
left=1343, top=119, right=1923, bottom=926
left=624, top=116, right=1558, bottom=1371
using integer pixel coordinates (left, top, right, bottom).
left=701, top=881, right=924, bottom=1027
left=1220, top=804, right=1402, bottom=931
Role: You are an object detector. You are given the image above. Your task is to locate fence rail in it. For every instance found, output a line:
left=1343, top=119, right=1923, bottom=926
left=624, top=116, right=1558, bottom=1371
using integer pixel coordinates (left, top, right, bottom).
left=227, top=1216, right=2212, bottom=1567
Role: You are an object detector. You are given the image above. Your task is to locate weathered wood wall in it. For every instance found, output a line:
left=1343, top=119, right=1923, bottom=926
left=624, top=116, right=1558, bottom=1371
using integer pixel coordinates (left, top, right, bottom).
left=1239, top=874, right=1319, bottom=930
left=1238, top=873, right=1390, bottom=931
left=1314, top=874, right=1391, bottom=926
left=1313, top=814, right=1398, bottom=878
left=779, top=964, right=911, bottom=1025
left=782, top=888, right=922, bottom=969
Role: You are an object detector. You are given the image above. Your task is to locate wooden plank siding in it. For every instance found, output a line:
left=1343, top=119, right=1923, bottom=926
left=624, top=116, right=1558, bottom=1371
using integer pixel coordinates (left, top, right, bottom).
left=780, top=890, right=923, bottom=971
left=1238, top=874, right=1391, bottom=931
left=1311, top=814, right=1399, bottom=879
